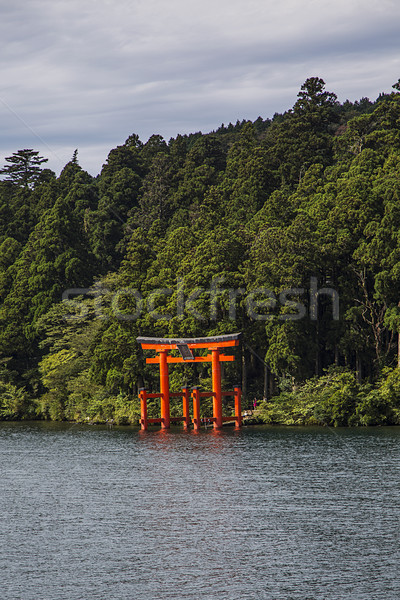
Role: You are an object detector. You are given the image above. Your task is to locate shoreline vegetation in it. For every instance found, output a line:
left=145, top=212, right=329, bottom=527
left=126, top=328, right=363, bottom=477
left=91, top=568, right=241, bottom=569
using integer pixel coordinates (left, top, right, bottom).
left=2, top=77, right=400, bottom=426
left=2, top=366, right=400, bottom=427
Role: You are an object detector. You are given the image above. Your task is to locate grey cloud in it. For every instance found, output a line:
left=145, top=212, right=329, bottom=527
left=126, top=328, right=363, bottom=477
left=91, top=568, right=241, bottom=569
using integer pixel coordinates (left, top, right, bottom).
left=1, top=0, right=400, bottom=175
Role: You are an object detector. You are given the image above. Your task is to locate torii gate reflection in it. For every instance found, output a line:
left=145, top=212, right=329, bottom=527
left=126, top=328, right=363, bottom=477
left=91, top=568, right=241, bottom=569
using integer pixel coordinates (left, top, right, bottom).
left=137, top=333, right=242, bottom=431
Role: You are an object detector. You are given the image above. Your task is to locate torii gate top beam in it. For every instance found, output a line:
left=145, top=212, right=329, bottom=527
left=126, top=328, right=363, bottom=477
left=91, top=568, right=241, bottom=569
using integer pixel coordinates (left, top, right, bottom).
left=137, top=333, right=241, bottom=351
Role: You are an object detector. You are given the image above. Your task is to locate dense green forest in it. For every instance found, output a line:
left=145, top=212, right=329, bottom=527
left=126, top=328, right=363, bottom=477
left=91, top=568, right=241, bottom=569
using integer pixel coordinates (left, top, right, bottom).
left=2, top=77, right=400, bottom=427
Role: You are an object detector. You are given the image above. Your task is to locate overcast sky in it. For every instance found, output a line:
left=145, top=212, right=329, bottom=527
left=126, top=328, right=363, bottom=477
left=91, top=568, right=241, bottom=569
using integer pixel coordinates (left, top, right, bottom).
left=1, top=0, right=399, bottom=176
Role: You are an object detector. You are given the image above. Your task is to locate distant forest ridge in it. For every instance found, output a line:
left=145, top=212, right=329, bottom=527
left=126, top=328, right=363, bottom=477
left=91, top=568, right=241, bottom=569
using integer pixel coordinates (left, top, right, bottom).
left=1, top=76, right=400, bottom=427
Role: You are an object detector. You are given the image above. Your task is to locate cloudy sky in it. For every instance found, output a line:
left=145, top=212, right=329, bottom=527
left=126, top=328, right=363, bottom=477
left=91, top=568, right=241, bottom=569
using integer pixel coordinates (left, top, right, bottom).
left=1, top=0, right=399, bottom=176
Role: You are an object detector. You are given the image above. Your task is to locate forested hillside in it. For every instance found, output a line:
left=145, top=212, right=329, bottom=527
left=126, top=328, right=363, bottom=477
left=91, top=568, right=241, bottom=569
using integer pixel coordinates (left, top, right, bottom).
left=2, top=77, right=400, bottom=426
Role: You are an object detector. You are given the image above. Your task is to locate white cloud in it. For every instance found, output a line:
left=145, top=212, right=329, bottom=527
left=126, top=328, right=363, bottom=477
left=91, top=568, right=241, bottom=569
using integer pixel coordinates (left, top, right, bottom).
left=1, top=0, right=399, bottom=175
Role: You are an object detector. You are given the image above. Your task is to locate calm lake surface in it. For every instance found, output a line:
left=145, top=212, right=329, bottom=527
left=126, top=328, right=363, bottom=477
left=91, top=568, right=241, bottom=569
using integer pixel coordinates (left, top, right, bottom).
left=0, top=422, right=399, bottom=600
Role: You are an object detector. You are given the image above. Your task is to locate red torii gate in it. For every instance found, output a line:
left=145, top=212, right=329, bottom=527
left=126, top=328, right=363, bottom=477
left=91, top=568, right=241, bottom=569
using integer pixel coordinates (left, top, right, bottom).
left=137, top=333, right=242, bottom=431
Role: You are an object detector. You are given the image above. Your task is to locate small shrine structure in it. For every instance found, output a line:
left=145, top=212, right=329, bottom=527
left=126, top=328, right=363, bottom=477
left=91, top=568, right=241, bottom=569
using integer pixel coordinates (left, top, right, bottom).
left=136, top=333, right=242, bottom=431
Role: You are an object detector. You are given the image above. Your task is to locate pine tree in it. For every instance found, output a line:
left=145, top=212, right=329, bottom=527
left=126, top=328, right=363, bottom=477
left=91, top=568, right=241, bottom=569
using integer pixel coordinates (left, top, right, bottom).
left=0, top=149, right=48, bottom=188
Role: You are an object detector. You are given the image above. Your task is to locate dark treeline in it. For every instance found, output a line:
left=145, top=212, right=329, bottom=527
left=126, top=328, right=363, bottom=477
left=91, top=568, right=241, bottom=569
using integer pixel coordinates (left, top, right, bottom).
left=1, top=77, right=400, bottom=427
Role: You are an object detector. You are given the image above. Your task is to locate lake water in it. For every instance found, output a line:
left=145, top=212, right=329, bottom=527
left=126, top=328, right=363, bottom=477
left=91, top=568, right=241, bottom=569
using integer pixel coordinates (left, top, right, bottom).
left=0, top=422, right=399, bottom=600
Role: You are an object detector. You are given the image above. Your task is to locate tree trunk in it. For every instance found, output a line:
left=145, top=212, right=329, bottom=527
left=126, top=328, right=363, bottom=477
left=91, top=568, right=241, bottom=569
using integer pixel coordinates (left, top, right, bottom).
left=314, top=321, right=321, bottom=376
left=334, top=345, right=339, bottom=367
left=263, top=362, right=268, bottom=401
left=398, top=332, right=400, bottom=369
left=269, top=371, right=275, bottom=398
left=241, top=347, right=247, bottom=402
left=356, top=352, right=362, bottom=384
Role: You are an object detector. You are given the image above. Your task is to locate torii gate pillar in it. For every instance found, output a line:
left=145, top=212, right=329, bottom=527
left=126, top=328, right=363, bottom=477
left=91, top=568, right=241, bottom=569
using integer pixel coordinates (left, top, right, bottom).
left=159, top=350, right=170, bottom=429
left=212, top=349, right=223, bottom=429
